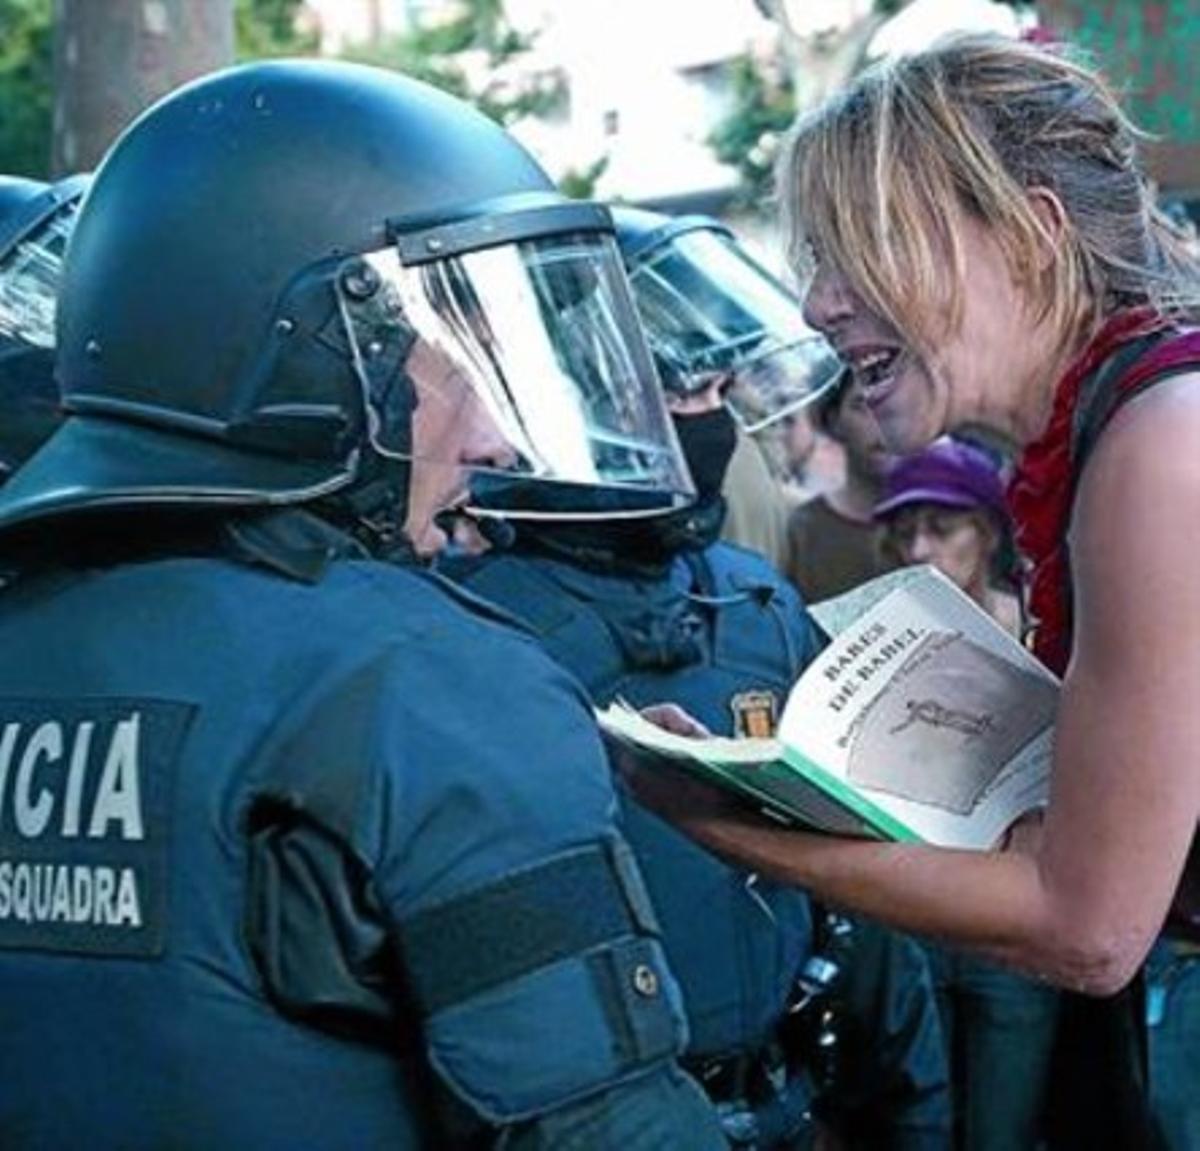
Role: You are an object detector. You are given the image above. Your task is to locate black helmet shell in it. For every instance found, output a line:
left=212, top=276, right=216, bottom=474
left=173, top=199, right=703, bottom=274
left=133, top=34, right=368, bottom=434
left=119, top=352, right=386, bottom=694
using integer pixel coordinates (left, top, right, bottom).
left=0, top=60, right=559, bottom=531
left=0, top=175, right=89, bottom=265
left=610, top=205, right=730, bottom=271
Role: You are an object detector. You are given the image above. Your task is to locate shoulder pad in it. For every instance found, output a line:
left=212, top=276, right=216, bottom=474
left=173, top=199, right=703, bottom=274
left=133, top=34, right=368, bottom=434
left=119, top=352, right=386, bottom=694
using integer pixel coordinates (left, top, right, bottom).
left=690, top=542, right=793, bottom=602
left=417, top=566, right=545, bottom=639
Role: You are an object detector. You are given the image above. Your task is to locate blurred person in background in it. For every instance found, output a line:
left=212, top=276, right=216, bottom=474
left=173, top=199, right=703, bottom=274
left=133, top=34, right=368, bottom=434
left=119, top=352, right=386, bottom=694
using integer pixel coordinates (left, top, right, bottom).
left=779, top=405, right=818, bottom=493
left=777, top=403, right=845, bottom=505
left=784, top=368, right=897, bottom=603
left=722, top=410, right=794, bottom=568
left=875, top=437, right=1060, bottom=1151
left=1141, top=932, right=1200, bottom=1151
left=875, top=437, right=1020, bottom=635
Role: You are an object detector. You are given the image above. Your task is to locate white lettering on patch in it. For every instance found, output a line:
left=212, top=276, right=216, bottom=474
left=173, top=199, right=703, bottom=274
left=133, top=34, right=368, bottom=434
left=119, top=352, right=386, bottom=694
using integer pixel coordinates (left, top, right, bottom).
left=88, top=714, right=144, bottom=841
left=15, top=723, right=61, bottom=838
left=0, top=860, right=143, bottom=928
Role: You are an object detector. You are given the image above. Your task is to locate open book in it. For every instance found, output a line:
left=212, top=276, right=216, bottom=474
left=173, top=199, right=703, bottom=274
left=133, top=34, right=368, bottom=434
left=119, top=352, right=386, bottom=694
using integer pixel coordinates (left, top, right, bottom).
left=598, top=566, right=1057, bottom=850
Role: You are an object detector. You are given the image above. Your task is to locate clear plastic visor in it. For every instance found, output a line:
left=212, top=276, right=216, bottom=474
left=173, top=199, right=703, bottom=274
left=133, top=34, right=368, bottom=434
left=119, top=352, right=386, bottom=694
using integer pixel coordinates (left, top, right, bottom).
left=629, top=227, right=840, bottom=432
left=0, top=199, right=80, bottom=349
left=337, top=230, right=694, bottom=521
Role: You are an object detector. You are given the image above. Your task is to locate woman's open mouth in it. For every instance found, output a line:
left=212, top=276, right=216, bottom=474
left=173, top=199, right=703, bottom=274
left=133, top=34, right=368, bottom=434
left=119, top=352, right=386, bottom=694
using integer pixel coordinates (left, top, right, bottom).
left=846, top=345, right=906, bottom=405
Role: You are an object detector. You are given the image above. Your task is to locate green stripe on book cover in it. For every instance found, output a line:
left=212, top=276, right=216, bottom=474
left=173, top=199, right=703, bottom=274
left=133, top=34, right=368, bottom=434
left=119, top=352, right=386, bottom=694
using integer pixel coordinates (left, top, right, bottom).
left=779, top=745, right=922, bottom=843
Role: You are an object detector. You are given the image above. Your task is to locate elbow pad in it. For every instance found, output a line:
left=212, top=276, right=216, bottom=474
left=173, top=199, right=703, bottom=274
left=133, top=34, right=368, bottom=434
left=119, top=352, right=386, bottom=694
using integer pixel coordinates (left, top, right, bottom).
left=398, top=837, right=689, bottom=1125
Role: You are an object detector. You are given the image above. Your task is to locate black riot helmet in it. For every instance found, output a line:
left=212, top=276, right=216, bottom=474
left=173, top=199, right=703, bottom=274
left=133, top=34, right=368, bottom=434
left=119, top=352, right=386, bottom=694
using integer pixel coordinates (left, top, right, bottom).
left=0, top=61, right=692, bottom=543
left=0, top=175, right=88, bottom=485
left=0, top=174, right=88, bottom=350
left=611, top=206, right=840, bottom=432
left=0, top=178, right=49, bottom=243
left=0, top=344, right=59, bottom=483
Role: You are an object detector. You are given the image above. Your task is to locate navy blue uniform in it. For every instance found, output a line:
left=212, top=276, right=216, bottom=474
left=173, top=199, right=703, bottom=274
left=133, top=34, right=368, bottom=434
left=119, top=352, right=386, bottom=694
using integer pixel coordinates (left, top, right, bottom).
left=0, top=521, right=724, bottom=1150
left=449, top=543, right=819, bottom=1055
left=447, top=539, right=950, bottom=1148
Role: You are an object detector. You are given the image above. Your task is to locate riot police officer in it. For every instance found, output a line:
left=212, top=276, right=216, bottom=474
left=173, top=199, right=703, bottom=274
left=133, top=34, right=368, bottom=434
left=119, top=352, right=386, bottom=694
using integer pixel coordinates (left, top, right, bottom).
left=608, top=205, right=840, bottom=569
left=0, top=173, right=88, bottom=348
left=442, top=346, right=829, bottom=1149
left=443, top=205, right=952, bottom=1149
left=0, top=174, right=88, bottom=485
left=0, top=61, right=726, bottom=1149
left=619, top=206, right=954, bottom=1150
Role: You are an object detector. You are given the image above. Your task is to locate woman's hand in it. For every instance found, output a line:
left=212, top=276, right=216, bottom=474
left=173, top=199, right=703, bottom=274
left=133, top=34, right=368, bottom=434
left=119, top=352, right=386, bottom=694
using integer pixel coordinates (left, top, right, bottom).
left=604, top=702, right=755, bottom=852
left=615, top=746, right=742, bottom=835
left=610, top=708, right=794, bottom=867
left=999, top=808, right=1045, bottom=856
left=637, top=702, right=712, bottom=739
left=616, top=705, right=916, bottom=918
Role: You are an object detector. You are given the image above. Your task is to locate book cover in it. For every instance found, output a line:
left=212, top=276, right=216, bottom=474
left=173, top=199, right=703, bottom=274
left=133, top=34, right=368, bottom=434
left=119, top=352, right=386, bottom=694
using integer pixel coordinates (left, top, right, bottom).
left=598, top=566, right=1056, bottom=849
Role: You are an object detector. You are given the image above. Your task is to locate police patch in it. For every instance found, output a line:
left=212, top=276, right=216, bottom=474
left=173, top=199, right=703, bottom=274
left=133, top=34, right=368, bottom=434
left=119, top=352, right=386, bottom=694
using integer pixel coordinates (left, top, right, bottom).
left=0, top=698, right=193, bottom=959
left=730, top=690, right=779, bottom=740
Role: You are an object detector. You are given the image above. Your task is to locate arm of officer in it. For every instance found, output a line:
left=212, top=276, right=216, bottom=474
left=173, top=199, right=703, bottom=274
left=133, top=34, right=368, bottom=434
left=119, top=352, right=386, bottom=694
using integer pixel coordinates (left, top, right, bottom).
left=370, top=619, right=726, bottom=1148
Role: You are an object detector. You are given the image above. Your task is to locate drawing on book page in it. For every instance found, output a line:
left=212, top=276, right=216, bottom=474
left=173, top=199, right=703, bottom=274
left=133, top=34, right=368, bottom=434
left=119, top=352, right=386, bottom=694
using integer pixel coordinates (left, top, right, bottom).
left=844, top=630, right=1058, bottom=815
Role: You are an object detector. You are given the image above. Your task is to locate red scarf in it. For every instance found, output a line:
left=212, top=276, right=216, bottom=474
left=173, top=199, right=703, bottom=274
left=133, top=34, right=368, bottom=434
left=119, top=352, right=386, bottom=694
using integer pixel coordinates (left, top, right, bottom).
left=1006, top=308, right=1173, bottom=674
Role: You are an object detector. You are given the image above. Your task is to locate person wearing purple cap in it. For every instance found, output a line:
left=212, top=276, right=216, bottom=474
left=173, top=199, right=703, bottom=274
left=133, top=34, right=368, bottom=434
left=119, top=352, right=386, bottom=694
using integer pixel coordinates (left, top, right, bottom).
left=876, top=438, right=1060, bottom=1150
left=874, top=437, right=1021, bottom=637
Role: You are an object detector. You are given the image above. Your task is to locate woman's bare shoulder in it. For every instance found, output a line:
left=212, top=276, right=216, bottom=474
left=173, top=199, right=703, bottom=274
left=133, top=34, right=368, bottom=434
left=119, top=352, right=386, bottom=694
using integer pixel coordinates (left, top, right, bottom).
left=1069, top=368, right=1200, bottom=666
left=1075, top=369, right=1200, bottom=530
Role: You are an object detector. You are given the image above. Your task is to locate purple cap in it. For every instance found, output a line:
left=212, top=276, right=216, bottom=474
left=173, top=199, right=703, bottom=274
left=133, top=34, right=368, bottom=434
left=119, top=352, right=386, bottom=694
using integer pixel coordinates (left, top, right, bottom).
left=874, top=438, right=1008, bottom=521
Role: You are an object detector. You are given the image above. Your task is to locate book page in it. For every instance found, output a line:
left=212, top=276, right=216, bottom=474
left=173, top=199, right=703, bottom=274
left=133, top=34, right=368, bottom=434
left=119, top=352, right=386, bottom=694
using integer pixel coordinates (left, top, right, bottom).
left=780, top=568, right=1056, bottom=849
left=810, top=566, right=930, bottom=638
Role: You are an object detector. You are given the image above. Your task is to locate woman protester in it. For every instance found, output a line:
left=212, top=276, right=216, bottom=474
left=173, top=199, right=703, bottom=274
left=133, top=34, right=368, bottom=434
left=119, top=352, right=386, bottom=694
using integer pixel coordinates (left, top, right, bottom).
left=635, top=28, right=1200, bottom=992
left=626, top=33, right=1200, bottom=1147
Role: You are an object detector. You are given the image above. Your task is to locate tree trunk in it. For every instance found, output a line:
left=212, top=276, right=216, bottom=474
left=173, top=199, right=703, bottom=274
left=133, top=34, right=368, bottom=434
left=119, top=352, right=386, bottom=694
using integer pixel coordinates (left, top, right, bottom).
left=761, top=0, right=896, bottom=112
left=52, top=0, right=234, bottom=176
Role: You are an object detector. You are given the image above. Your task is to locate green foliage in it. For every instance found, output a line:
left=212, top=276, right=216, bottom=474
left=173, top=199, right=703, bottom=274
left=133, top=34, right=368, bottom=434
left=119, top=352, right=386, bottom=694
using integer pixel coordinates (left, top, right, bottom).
left=341, top=0, right=564, bottom=127
left=0, top=0, right=54, bottom=178
left=708, top=54, right=795, bottom=210
left=235, top=0, right=318, bottom=59
left=559, top=156, right=609, bottom=200
left=0, top=0, right=318, bottom=177
left=0, top=0, right=574, bottom=183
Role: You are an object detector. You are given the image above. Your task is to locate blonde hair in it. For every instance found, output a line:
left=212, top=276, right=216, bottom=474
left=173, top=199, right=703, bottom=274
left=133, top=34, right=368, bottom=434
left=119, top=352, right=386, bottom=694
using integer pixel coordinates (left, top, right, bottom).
left=779, top=33, right=1200, bottom=354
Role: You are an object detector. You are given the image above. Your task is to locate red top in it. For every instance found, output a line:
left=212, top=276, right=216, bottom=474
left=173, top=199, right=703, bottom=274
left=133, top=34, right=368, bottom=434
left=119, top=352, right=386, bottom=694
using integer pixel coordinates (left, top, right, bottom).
left=1006, top=308, right=1200, bottom=941
left=1007, top=309, right=1200, bottom=675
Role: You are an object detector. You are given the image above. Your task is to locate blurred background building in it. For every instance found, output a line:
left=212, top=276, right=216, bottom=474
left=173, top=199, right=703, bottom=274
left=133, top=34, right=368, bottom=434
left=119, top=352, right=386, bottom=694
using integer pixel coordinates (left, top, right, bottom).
left=0, top=0, right=1196, bottom=259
